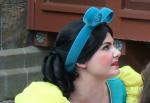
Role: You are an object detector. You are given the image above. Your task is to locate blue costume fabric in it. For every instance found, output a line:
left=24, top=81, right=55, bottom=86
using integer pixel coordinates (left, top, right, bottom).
left=107, top=78, right=126, bottom=103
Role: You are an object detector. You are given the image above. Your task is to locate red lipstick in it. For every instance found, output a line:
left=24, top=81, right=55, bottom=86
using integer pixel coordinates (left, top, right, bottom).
left=111, top=61, right=119, bottom=66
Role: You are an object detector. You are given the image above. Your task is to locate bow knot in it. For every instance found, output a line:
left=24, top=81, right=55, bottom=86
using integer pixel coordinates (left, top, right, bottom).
left=83, top=7, right=113, bottom=27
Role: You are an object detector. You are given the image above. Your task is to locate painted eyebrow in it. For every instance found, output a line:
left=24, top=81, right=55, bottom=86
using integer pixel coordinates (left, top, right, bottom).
left=102, top=42, right=112, bottom=46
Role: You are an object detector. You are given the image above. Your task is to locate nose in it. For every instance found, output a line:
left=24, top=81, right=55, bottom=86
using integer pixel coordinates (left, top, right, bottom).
left=113, top=46, right=121, bottom=58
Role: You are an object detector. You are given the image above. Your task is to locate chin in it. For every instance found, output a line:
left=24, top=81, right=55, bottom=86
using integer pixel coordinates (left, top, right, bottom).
left=111, top=69, right=120, bottom=77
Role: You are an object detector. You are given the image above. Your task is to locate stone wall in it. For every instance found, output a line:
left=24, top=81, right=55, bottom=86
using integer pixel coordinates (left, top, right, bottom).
left=0, top=0, right=28, bottom=49
left=0, top=0, right=50, bottom=101
left=0, top=46, right=48, bottom=100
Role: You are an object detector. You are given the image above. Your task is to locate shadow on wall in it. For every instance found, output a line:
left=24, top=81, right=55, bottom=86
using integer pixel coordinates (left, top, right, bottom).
left=120, top=41, right=150, bottom=73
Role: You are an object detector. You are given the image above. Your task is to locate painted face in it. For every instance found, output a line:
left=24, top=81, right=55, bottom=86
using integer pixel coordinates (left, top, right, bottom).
left=85, top=32, right=121, bottom=78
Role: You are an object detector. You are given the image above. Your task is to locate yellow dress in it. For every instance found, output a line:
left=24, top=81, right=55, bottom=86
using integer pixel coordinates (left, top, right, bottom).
left=15, top=66, right=143, bottom=103
left=117, top=66, right=143, bottom=103
left=15, top=82, right=70, bottom=103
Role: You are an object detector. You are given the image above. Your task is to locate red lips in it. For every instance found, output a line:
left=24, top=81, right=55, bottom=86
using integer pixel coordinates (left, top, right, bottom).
left=111, top=61, right=119, bottom=66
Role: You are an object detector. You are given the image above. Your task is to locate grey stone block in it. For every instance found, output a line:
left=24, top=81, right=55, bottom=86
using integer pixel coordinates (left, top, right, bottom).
left=24, top=46, right=48, bottom=68
left=26, top=66, right=43, bottom=85
left=0, top=48, right=25, bottom=70
left=0, top=71, right=7, bottom=101
left=1, top=3, right=27, bottom=49
left=0, top=46, right=49, bottom=70
left=0, top=53, right=5, bottom=70
left=0, top=66, right=44, bottom=101
left=0, top=100, right=14, bottom=103
left=0, top=46, right=49, bottom=100
left=0, top=68, right=27, bottom=100
left=0, top=0, right=27, bottom=4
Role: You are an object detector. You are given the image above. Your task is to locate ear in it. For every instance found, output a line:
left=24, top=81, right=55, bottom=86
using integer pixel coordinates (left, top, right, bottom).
left=76, top=63, right=87, bottom=69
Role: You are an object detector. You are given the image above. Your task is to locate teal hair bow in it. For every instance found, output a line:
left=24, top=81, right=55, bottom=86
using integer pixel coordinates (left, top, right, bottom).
left=65, top=7, right=114, bottom=72
left=83, top=7, right=113, bottom=26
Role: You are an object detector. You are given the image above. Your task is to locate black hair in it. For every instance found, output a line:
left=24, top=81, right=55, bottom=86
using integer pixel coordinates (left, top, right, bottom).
left=42, top=19, right=113, bottom=98
left=140, top=62, right=150, bottom=103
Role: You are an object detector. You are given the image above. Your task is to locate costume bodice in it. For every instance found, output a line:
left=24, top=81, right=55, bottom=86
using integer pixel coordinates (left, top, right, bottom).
left=107, top=78, right=126, bottom=103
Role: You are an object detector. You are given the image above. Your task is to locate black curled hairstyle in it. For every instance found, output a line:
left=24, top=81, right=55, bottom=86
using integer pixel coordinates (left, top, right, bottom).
left=42, top=19, right=113, bottom=98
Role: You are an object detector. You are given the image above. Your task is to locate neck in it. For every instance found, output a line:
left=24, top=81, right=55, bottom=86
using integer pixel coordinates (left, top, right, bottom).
left=70, top=74, right=109, bottom=103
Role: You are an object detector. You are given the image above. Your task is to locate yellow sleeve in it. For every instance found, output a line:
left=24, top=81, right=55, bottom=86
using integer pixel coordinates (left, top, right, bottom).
left=15, top=82, right=70, bottom=103
left=117, top=66, right=143, bottom=103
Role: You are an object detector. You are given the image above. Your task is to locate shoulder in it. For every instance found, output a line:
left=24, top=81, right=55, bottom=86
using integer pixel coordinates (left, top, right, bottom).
left=117, top=66, right=143, bottom=103
left=118, top=66, right=143, bottom=86
left=15, top=81, right=70, bottom=103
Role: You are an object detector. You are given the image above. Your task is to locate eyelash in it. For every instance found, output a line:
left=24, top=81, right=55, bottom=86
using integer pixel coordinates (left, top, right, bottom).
left=102, top=45, right=110, bottom=50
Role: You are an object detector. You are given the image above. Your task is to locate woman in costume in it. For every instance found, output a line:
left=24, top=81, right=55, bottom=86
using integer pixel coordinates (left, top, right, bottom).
left=15, top=6, right=143, bottom=103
